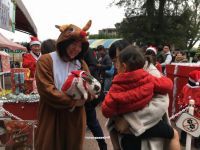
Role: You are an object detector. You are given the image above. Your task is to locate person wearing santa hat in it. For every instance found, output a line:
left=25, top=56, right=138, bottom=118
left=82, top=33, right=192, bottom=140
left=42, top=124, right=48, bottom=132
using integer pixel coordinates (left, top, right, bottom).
left=22, top=36, right=41, bottom=78
left=145, top=46, right=162, bottom=73
left=178, top=70, right=200, bottom=148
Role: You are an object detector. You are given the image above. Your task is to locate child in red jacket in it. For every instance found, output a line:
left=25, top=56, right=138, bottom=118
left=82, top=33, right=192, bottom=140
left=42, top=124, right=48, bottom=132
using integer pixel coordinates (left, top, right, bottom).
left=102, top=46, right=173, bottom=118
left=178, top=70, right=200, bottom=148
left=102, top=45, right=180, bottom=150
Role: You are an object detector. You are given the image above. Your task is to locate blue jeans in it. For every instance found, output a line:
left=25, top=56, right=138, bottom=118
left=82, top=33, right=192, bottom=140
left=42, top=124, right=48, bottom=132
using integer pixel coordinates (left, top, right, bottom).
left=103, top=77, right=112, bottom=92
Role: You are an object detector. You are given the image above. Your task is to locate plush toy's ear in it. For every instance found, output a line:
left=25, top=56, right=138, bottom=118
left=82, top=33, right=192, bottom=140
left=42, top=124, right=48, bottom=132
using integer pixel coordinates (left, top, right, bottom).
left=55, top=24, right=69, bottom=32
left=82, top=20, right=92, bottom=31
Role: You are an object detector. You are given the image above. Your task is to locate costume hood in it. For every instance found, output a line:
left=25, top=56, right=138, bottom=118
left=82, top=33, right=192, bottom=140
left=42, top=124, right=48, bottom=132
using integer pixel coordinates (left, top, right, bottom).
left=55, top=20, right=92, bottom=58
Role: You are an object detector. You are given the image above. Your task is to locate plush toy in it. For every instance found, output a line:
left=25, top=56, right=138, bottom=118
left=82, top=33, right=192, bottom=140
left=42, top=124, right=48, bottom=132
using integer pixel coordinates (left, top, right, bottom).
left=62, top=70, right=101, bottom=100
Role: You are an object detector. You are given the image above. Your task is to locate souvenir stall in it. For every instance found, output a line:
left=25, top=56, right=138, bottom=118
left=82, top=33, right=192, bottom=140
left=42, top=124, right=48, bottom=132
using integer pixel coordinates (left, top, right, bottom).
left=166, top=63, right=200, bottom=116
left=0, top=33, right=38, bottom=148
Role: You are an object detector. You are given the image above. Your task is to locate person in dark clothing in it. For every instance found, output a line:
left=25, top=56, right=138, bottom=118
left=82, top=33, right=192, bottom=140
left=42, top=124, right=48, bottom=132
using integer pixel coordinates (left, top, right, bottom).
left=41, top=39, right=56, bottom=55
left=84, top=48, right=99, bottom=80
left=84, top=48, right=107, bottom=150
left=96, top=45, right=112, bottom=92
left=160, top=44, right=172, bottom=74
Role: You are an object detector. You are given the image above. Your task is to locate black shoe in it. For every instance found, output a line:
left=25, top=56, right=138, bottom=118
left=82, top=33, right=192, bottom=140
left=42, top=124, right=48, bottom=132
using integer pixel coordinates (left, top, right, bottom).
left=99, top=143, right=107, bottom=150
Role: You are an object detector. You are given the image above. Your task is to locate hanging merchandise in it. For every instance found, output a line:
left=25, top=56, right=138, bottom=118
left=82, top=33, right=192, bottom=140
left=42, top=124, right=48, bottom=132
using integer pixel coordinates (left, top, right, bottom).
left=10, top=68, right=30, bottom=94
left=0, top=51, right=11, bottom=73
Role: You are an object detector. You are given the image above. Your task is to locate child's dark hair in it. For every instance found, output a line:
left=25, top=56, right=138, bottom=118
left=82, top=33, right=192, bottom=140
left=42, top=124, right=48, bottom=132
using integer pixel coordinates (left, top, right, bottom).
left=109, top=40, right=130, bottom=59
left=118, top=45, right=145, bottom=71
left=163, top=43, right=171, bottom=50
left=41, top=39, right=56, bottom=54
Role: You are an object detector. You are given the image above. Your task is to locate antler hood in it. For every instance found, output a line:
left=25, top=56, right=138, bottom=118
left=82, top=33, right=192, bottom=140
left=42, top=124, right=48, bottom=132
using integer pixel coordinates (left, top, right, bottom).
left=55, top=20, right=92, bottom=58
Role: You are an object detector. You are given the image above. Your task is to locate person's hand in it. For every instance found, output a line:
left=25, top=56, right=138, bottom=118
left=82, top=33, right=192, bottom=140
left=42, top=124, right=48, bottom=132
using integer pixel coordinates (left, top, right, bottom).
left=75, top=99, right=87, bottom=107
left=96, top=64, right=101, bottom=67
left=87, top=93, right=96, bottom=101
left=114, top=117, right=130, bottom=133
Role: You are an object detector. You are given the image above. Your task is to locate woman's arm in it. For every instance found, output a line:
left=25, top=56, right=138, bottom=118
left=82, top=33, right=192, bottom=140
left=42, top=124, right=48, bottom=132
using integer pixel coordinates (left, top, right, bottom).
left=123, top=94, right=169, bottom=136
left=36, top=54, right=76, bottom=109
left=152, top=75, right=173, bottom=94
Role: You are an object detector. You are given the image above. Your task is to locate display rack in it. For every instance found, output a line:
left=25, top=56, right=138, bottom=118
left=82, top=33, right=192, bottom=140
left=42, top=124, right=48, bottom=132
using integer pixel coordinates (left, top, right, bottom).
left=0, top=71, right=10, bottom=90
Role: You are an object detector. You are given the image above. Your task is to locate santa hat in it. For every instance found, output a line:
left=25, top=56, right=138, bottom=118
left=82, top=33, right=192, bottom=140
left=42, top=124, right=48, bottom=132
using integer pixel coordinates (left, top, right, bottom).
left=30, top=36, right=41, bottom=46
left=61, top=70, right=88, bottom=100
left=188, top=70, right=200, bottom=86
left=146, top=46, right=157, bottom=55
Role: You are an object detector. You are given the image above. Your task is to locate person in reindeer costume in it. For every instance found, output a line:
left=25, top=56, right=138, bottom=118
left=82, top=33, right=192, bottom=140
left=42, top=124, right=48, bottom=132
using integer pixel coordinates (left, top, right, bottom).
left=35, top=20, right=92, bottom=150
left=178, top=70, right=200, bottom=148
left=22, top=36, right=41, bottom=78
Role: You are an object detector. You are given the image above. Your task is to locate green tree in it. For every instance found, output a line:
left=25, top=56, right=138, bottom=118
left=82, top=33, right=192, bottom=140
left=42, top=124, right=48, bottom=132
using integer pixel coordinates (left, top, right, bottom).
left=197, top=44, right=200, bottom=55
left=89, top=34, right=121, bottom=39
left=113, top=0, right=200, bottom=49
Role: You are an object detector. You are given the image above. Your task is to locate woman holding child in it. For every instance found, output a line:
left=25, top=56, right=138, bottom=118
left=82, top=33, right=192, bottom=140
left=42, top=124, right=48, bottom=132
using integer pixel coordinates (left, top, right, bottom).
left=102, top=40, right=180, bottom=150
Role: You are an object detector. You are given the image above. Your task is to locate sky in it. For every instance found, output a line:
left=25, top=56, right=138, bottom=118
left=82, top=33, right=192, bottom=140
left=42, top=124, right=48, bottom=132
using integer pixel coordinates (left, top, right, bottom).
left=0, top=0, right=199, bottom=48
left=0, top=0, right=125, bottom=42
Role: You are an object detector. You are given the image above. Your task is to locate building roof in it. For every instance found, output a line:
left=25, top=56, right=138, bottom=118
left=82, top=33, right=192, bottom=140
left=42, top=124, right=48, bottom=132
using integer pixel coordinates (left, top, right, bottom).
left=15, top=0, right=37, bottom=36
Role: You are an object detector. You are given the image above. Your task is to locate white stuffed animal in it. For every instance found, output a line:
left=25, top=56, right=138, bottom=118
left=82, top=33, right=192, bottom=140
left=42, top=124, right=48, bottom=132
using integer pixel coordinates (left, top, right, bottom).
left=62, top=70, right=101, bottom=100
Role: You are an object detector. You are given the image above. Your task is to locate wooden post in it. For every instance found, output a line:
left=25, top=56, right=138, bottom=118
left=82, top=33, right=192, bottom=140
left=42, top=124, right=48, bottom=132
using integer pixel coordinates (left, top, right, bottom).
left=186, top=99, right=195, bottom=150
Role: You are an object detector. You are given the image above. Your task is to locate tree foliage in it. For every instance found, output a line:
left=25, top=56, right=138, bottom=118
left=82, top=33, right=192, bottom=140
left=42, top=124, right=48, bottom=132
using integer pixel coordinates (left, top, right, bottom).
left=113, top=0, right=200, bottom=49
left=89, top=34, right=121, bottom=39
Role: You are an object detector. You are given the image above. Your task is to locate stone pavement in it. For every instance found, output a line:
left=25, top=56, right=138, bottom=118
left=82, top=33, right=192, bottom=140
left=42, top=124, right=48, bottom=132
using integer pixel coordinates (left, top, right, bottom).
left=83, top=105, right=112, bottom=150
left=83, top=105, right=197, bottom=150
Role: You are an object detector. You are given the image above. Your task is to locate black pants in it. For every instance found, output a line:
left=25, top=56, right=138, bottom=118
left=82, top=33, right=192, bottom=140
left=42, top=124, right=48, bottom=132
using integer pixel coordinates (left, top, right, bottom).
left=85, top=102, right=107, bottom=150
left=89, top=89, right=105, bottom=108
left=121, top=120, right=174, bottom=150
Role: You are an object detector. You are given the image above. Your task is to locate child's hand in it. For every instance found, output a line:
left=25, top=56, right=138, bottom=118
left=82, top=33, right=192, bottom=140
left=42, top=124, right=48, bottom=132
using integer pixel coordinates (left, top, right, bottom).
left=96, top=64, right=101, bottom=67
left=115, top=117, right=130, bottom=133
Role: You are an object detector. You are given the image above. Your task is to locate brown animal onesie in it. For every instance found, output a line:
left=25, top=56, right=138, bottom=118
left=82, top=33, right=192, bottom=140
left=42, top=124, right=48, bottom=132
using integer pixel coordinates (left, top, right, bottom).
left=35, top=20, right=91, bottom=150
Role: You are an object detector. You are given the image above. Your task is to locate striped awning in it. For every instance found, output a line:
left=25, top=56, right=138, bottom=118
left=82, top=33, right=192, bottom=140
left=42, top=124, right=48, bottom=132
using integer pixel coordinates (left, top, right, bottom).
left=0, top=33, right=27, bottom=51
left=89, top=39, right=121, bottom=49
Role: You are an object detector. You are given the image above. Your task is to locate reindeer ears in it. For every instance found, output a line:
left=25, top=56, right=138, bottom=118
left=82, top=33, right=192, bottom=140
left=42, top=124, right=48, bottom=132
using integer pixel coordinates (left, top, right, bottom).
left=55, top=20, right=92, bottom=32
left=55, top=24, right=70, bottom=32
left=82, top=20, right=92, bottom=31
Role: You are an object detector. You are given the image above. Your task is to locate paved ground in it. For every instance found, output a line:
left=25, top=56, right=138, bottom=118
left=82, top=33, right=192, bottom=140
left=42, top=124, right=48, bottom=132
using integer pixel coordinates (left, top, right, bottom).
left=83, top=105, right=112, bottom=150
left=83, top=105, right=198, bottom=150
